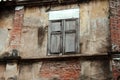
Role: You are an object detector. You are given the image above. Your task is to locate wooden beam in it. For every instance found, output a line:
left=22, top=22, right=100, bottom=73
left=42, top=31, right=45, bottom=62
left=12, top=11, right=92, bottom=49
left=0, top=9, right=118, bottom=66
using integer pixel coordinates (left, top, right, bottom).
left=0, top=0, right=86, bottom=6
left=0, top=53, right=110, bottom=63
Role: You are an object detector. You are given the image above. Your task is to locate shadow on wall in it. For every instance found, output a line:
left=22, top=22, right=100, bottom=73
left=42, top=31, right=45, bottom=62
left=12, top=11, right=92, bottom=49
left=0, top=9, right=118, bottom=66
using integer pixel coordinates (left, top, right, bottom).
left=0, top=6, right=14, bottom=20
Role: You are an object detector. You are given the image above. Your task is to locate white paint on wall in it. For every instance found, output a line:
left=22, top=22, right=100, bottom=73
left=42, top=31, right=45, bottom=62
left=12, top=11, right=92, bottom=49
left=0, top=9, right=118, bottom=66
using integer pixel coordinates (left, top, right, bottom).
left=49, top=8, right=79, bottom=20
left=15, top=6, right=24, bottom=10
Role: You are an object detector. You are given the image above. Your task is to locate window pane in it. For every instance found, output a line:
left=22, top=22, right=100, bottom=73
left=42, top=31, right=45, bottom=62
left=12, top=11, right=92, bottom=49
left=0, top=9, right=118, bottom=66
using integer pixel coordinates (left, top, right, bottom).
left=51, top=21, right=61, bottom=31
left=65, top=20, right=76, bottom=31
left=50, top=34, right=61, bottom=54
left=65, top=33, right=76, bottom=53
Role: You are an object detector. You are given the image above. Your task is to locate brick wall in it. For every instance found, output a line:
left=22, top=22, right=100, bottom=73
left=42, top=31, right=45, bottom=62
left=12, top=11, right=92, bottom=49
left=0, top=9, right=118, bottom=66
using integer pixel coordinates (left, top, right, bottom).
left=110, top=1, right=120, bottom=80
left=40, top=59, right=81, bottom=80
left=110, top=0, right=120, bottom=52
left=9, top=6, right=24, bottom=49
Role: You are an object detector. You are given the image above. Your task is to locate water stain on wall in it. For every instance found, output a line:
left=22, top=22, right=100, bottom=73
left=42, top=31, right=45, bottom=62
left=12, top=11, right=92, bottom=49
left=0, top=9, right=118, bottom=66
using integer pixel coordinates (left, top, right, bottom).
left=38, top=26, right=47, bottom=47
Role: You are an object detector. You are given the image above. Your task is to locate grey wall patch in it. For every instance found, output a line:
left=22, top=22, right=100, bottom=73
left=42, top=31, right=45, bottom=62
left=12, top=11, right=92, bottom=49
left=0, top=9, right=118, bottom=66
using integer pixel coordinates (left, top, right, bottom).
left=0, top=28, right=8, bottom=52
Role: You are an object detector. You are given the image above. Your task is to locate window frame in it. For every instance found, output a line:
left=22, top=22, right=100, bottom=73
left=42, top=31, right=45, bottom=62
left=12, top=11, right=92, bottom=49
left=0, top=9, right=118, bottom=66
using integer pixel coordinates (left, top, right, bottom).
left=47, top=18, right=80, bottom=55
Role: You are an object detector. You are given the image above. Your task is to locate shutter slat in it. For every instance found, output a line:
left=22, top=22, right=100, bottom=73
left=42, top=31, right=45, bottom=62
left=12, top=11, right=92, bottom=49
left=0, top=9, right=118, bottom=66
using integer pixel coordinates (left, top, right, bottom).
left=51, top=31, right=62, bottom=35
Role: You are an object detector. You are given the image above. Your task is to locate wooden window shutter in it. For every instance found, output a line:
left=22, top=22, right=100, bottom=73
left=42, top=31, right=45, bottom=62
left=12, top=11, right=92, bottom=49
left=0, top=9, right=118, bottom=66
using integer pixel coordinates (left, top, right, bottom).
left=64, top=19, right=79, bottom=53
left=49, top=21, right=62, bottom=54
left=48, top=19, right=79, bottom=55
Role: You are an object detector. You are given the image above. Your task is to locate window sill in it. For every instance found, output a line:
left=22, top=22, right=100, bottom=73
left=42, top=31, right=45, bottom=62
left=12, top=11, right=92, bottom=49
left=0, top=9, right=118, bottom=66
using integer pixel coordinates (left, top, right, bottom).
left=21, top=53, right=109, bottom=60
left=0, top=53, right=109, bottom=62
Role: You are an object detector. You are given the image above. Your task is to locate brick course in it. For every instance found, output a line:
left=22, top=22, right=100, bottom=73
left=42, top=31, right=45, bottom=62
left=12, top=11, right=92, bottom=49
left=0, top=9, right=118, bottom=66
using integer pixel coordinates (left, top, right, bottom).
left=9, top=8, right=24, bottom=49
left=40, top=59, right=81, bottom=80
left=110, top=0, right=120, bottom=51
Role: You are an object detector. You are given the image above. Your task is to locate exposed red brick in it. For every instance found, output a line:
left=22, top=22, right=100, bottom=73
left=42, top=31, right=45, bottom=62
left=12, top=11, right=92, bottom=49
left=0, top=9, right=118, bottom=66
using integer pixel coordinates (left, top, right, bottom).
left=9, top=8, right=24, bottom=49
left=110, top=0, right=120, bottom=52
left=110, top=1, right=120, bottom=80
left=39, top=59, right=81, bottom=80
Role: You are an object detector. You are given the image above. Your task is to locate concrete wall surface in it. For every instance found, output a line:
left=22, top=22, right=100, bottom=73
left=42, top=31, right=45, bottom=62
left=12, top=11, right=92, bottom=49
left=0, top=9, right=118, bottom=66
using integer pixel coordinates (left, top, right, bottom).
left=0, top=0, right=110, bottom=58
left=0, top=0, right=112, bottom=80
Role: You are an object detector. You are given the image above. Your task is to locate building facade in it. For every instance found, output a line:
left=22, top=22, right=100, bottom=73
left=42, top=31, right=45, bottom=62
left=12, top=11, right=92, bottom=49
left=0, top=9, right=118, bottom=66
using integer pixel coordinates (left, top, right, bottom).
left=0, top=0, right=119, bottom=80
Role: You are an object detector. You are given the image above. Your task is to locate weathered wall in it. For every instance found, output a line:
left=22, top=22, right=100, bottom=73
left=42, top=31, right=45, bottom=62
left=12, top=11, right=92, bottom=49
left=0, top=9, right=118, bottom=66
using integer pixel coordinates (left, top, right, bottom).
left=18, top=59, right=80, bottom=80
left=109, top=0, right=120, bottom=80
left=80, top=58, right=111, bottom=80
left=16, top=0, right=110, bottom=58
left=40, top=59, right=81, bottom=80
left=9, top=6, right=24, bottom=50
left=110, top=0, right=120, bottom=52
left=79, top=1, right=111, bottom=80
left=0, top=7, right=14, bottom=56
left=80, top=0, right=110, bottom=54
left=0, top=63, right=5, bottom=80
left=0, top=1, right=109, bottom=58
left=0, top=0, right=111, bottom=80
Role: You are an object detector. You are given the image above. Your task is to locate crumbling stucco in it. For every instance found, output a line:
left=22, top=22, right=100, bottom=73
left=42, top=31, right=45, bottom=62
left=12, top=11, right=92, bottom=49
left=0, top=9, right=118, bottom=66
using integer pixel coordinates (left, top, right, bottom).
left=80, top=0, right=109, bottom=54
left=19, top=62, right=43, bottom=80
left=0, top=1, right=110, bottom=58
left=0, top=29, right=9, bottom=54
left=5, top=63, right=18, bottom=80
left=0, top=7, right=14, bottom=56
left=18, top=0, right=110, bottom=58
left=0, top=64, right=5, bottom=80
left=0, top=0, right=111, bottom=80
left=80, top=59, right=111, bottom=80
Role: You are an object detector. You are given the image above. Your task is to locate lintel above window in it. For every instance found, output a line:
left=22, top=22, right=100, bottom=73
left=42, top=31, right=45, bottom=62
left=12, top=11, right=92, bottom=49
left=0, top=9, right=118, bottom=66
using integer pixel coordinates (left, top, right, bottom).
left=49, top=8, right=79, bottom=20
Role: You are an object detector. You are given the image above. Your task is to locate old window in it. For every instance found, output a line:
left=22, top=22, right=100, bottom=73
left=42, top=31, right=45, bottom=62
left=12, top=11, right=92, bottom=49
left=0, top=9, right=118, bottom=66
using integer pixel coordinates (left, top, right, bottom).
left=48, top=9, right=79, bottom=55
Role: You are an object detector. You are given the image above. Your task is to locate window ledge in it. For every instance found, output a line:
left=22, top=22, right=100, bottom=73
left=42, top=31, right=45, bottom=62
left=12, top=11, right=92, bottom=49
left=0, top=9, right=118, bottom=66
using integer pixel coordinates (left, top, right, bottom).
left=0, top=53, right=109, bottom=62
left=21, top=53, right=109, bottom=60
